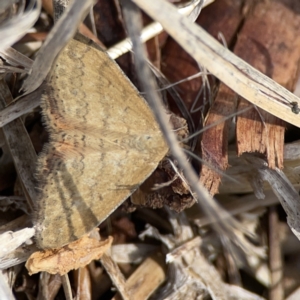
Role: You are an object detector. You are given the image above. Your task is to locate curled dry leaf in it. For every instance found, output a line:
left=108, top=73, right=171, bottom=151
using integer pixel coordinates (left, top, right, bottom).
left=25, top=235, right=113, bottom=275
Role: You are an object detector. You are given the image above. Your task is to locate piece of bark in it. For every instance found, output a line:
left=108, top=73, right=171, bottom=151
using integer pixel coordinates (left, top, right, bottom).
left=161, top=0, right=245, bottom=117
left=26, top=235, right=113, bottom=275
left=200, top=84, right=238, bottom=194
left=201, top=0, right=300, bottom=195
left=134, top=0, right=300, bottom=128
left=131, top=160, right=195, bottom=212
left=236, top=0, right=300, bottom=169
left=195, top=0, right=250, bottom=195
left=131, top=113, right=194, bottom=212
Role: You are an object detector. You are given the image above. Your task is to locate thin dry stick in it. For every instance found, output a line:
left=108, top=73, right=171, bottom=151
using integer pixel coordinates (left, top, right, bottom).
left=166, top=236, right=202, bottom=263
left=107, top=0, right=213, bottom=59
left=133, top=0, right=300, bottom=128
left=22, top=0, right=93, bottom=94
left=121, top=0, right=244, bottom=243
left=268, top=206, right=283, bottom=300
left=101, top=253, right=131, bottom=300
left=193, top=190, right=279, bottom=227
left=0, top=88, right=40, bottom=128
left=61, top=274, right=73, bottom=300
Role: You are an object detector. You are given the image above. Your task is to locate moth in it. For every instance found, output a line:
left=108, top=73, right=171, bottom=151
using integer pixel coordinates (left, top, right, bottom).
left=35, top=37, right=168, bottom=249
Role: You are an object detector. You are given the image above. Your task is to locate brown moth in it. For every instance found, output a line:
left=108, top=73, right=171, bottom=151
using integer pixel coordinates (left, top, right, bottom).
left=35, top=38, right=168, bottom=249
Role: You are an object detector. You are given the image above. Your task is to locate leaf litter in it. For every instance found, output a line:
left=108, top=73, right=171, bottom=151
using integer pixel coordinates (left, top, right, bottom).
left=1, top=0, right=300, bottom=299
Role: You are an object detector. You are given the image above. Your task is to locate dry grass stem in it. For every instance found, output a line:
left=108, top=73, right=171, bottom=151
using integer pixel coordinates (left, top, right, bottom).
left=107, top=0, right=214, bottom=59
